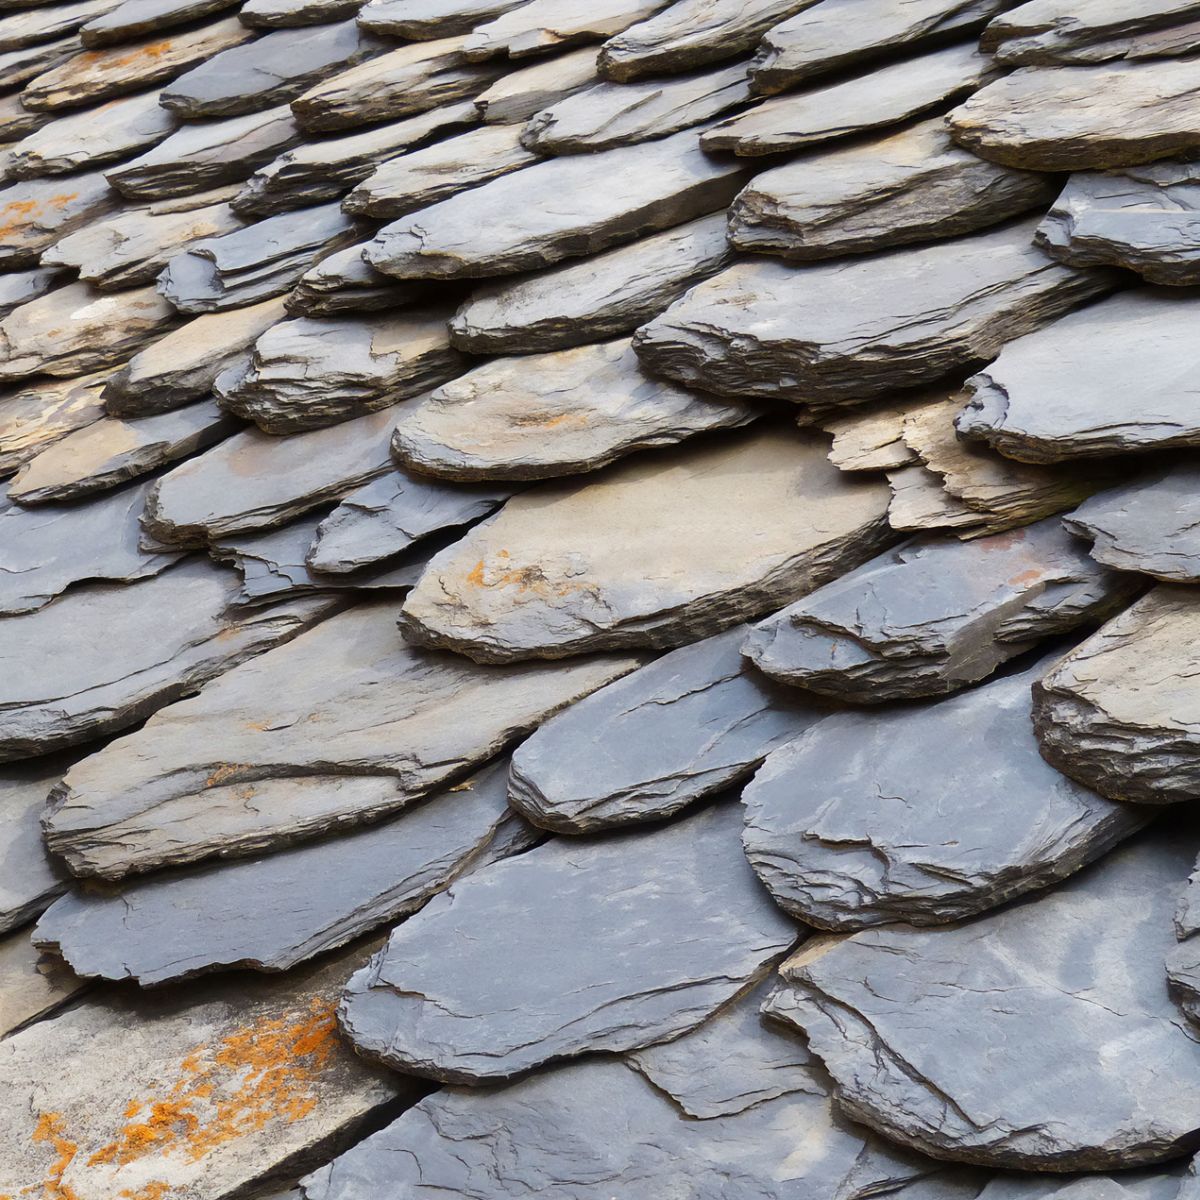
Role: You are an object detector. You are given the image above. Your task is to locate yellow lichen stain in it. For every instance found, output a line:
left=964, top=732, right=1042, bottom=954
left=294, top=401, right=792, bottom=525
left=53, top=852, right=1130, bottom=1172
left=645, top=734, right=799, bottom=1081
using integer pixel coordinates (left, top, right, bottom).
left=78, top=38, right=174, bottom=73
left=203, top=764, right=244, bottom=788
left=506, top=410, right=590, bottom=431
left=48, top=193, right=79, bottom=210
left=0, top=199, right=40, bottom=240
left=119, top=1184, right=171, bottom=1200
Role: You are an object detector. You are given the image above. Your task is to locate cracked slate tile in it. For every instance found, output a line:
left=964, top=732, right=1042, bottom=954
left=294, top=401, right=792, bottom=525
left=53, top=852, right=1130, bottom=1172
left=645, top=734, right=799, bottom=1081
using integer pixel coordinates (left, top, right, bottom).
left=0, top=759, right=76, bottom=933
left=472, top=43, right=597, bottom=121
left=0, top=169, right=116, bottom=269
left=79, top=0, right=239, bottom=44
left=0, top=930, right=85, bottom=1038
left=285, top=241, right=425, bottom=315
left=462, top=0, right=672, bottom=60
left=0, top=372, right=109, bottom=476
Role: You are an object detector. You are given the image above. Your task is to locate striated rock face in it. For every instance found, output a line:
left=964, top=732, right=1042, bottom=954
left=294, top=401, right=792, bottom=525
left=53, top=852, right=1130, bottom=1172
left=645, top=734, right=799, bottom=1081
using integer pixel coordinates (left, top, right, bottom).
left=241, top=0, right=362, bottom=26
left=0, top=930, right=86, bottom=1039
left=42, top=602, right=640, bottom=878
left=358, top=0, right=529, bottom=38
left=771, top=822, right=1200, bottom=1171
left=461, top=0, right=672, bottom=60
left=0, top=373, right=108, bottom=476
left=956, top=290, right=1200, bottom=462
left=400, top=426, right=894, bottom=662
left=509, top=624, right=826, bottom=832
left=743, top=518, right=1137, bottom=703
left=634, top=221, right=1113, bottom=408
left=1034, top=587, right=1200, bottom=806
left=0, top=171, right=116, bottom=269
left=728, top=119, right=1057, bottom=260
left=285, top=241, right=423, bottom=315
left=338, top=801, right=797, bottom=1083
left=886, top=461, right=998, bottom=537
left=743, top=654, right=1150, bottom=929
left=821, top=402, right=921, bottom=472
left=0, top=762, right=72, bottom=932
left=472, top=43, right=597, bottom=119
left=80, top=0, right=239, bottom=45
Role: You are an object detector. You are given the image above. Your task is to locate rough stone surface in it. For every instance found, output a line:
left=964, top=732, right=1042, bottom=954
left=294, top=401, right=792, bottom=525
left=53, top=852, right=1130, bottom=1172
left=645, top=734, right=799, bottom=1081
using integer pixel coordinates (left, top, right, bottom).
left=0, top=170, right=116, bottom=269
left=0, top=0, right=121, bottom=52
left=509, top=624, right=826, bottom=832
left=472, top=43, right=597, bottom=121
left=285, top=241, right=424, bottom=315
left=365, top=126, right=748, bottom=279
left=0, top=931, right=85, bottom=1038
left=0, top=91, right=51, bottom=140
left=886, top=462, right=991, bottom=536
left=0, top=34, right=83, bottom=93
left=634, top=220, right=1112, bottom=408
left=358, top=0, right=528, bottom=39
left=820, top=402, right=920, bottom=472
left=400, top=426, right=894, bottom=662
left=338, top=800, right=798, bottom=1082
left=744, top=518, right=1136, bottom=702
left=391, top=339, right=755, bottom=480
left=462, top=0, right=672, bottom=60
left=0, top=265, right=63, bottom=317
left=0, top=761, right=72, bottom=932
left=42, top=600, right=641, bottom=878
left=0, top=372, right=108, bottom=476
left=242, top=0, right=360, bottom=25
left=80, top=0, right=239, bottom=44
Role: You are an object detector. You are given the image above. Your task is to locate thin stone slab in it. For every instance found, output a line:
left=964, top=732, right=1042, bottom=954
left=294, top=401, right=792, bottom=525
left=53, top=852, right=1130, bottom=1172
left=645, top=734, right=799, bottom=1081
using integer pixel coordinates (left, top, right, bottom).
left=158, top=200, right=362, bottom=313
left=392, top=339, right=754, bottom=481
left=42, top=601, right=641, bottom=878
left=104, top=296, right=287, bottom=416
left=462, top=0, right=671, bottom=60
left=106, top=103, right=302, bottom=200
left=242, top=0, right=360, bottom=24
left=1168, top=857, right=1200, bottom=1022
left=0, top=372, right=108, bottom=475
left=344, top=122, right=537, bottom=218
left=0, top=943, right=407, bottom=1200
left=0, top=92, right=50, bottom=141
left=36, top=761, right=536, bottom=983
left=772, top=821, right=1200, bottom=1170
left=338, top=800, right=797, bottom=1082
left=743, top=518, right=1135, bottom=703
left=634, top=220, right=1112, bottom=407
left=285, top=242, right=424, bottom=315
left=744, top=654, right=1149, bottom=929
left=0, top=761, right=72, bottom=932
left=358, top=0, right=526, bottom=37
left=7, top=399, right=238, bottom=504
left=0, top=931, right=85, bottom=1038
left=80, top=0, right=239, bottom=44
left=401, top=426, right=894, bottom=662
left=0, top=0, right=120, bottom=50
left=0, top=266, right=62, bottom=316
left=0, top=169, right=116, bottom=269
left=160, top=19, right=388, bottom=118
left=217, top=310, right=463, bottom=433
left=143, top=405, right=397, bottom=545
left=751, top=0, right=1011, bottom=94
left=472, top=43, right=597, bottom=121
left=886, top=462, right=990, bottom=536
left=0, top=281, right=176, bottom=381
left=0, top=560, right=337, bottom=761
left=524, top=61, right=751, bottom=153
left=0, top=33, right=82, bottom=92
left=948, top=59, right=1200, bottom=170
left=704, top=43, right=995, bottom=156
left=364, top=125, right=748, bottom=279
left=820, top=403, right=920, bottom=472
left=729, top=118, right=1057, bottom=260
left=1034, top=586, right=1200, bottom=806
left=956, top=289, right=1200, bottom=463
left=0, top=479, right=179, bottom=615
left=509, top=624, right=826, bottom=833
left=597, top=0, right=815, bottom=80
left=307, top=471, right=515, bottom=574
left=450, top=212, right=731, bottom=352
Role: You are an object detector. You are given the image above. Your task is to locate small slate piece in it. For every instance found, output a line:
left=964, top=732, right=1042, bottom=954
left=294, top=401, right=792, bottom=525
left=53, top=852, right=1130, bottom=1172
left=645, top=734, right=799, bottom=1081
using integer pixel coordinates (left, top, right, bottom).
left=358, top=0, right=527, bottom=37
left=0, top=763, right=71, bottom=932
left=285, top=242, right=423, bottom=315
left=462, top=0, right=671, bottom=60
left=473, top=43, right=597, bottom=121
left=0, top=170, right=116, bottom=269
left=0, top=932, right=85, bottom=1041
left=0, top=373, right=108, bottom=476
left=42, top=601, right=640, bottom=878
left=509, top=624, right=825, bottom=832
left=820, top=402, right=919, bottom=472
left=886, top=462, right=990, bottom=536
left=80, top=0, right=239, bottom=44
left=338, top=801, right=797, bottom=1082
left=744, top=518, right=1136, bottom=703
left=0, top=34, right=83, bottom=92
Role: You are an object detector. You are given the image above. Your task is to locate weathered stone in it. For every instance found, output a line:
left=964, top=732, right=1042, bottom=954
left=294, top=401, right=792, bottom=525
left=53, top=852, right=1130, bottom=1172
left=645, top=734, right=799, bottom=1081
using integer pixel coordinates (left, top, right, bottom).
left=106, top=103, right=302, bottom=200
left=234, top=101, right=480, bottom=215
left=308, top=471, right=515, bottom=574
left=0, top=373, right=108, bottom=476
left=22, top=17, right=254, bottom=110
left=160, top=19, right=389, bottom=119
left=104, top=296, right=287, bottom=417
left=42, top=192, right=242, bottom=288
left=598, top=0, right=815, bottom=80
left=80, top=0, right=238, bottom=45
left=8, top=399, right=238, bottom=505
left=339, top=800, right=797, bottom=1082
left=463, top=0, right=671, bottom=59
left=773, top=821, right=1200, bottom=1170
left=751, top=0, right=1010, bottom=94
left=473, top=43, right=597, bottom=121
left=365, top=126, right=748, bottom=279
left=450, top=213, right=731, bottom=352
left=217, top=310, right=463, bottom=434
left=291, top=36, right=497, bottom=131
left=635, top=221, right=1112, bottom=408
left=392, top=339, right=754, bottom=481
left=0, top=479, right=179, bottom=615
left=745, top=654, right=1149, bottom=929
left=948, top=59, right=1200, bottom=170
left=285, top=242, right=424, bottom=315
left=0, top=33, right=82, bottom=91
left=886, top=462, right=990, bottom=536
left=0, top=0, right=120, bottom=51
left=0, top=170, right=115, bottom=269
left=1034, top=586, right=1200, bottom=806
left=1168, top=855, right=1200, bottom=1021
left=401, top=426, right=893, bottom=662
left=144, top=406, right=397, bottom=545
left=956, top=289, right=1200, bottom=463
left=705, top=43, right=994, bottom=156
left=0, top=93, right=49, bottom=141
left=0, top=761, right=73, bottom=932
left=729, top=118, right=1057, bottom=259
left=9, top=87, right=174, bottom=177
left=242, top=0, right=359, bottom=25
left=36, top=761, right=536, bottom=984
left=0, top=266, right=62, bottom=317
left=344, top=122, right=537, bottom=218
left=525, top=61, right=751, bottom=153
left=745, top=519, right=1135, bottom=702
left=820, top=403, right=919, bottom=472
left=158, top=199, right=362, bottom=313
left=43, top=601, right=641, bottom=878
left=0, top=943, right=407, bottom=1200
left=510, top=624, right=825, bottom=833
left=357, top=0, right=526, bottom=37
left=0, top=281, right=176, bottom=381
left=0, top=931, right=85, bottom=1038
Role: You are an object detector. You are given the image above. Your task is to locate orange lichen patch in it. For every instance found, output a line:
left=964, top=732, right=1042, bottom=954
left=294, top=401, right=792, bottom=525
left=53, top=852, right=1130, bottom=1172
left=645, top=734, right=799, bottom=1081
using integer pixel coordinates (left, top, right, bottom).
left=506, top=410, right=591, bottom=430
left=204, top=764, right=244, bottom=788
left=118, top=1183, right=171, bottom=1200
left=48, top=194, right=79, bottom=209
left=23, top=1112, right=81, bottom=1200
left=465, top=550, right=588, bottom=599
left=1007, top=568, right=1043, bottom=587
left=76, top=40, right=174, bottom=72
left=0, top=199, right=41, bottom=240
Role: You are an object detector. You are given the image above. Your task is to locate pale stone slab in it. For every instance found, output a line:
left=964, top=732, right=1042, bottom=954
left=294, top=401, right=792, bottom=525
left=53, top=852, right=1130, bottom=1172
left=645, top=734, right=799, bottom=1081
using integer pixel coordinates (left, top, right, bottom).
left=80, top=0, right=239, bottom=44
left=462, top=0, right=671, bottom=59
left=0, top=0, right=120, bottom=51
left=472, top=43, right=597, bottom=121
left=886, top=462, right=989, bottom=535
left=285, top=241, right=423, bottom=315
left=0, top=169, right=115, bottom=269
left=0, top=931, right=84, bottom=1039
left=0, top=762, right=73, bottom=932
left=357, top=0, right=526, bottom=38
left=0, top=92, right=50, bottom=141
left=820, top=403, right=919, bottom=472
left=0, top=372, right=108, bottom=476
left=0, top=32, right=81, bottom=91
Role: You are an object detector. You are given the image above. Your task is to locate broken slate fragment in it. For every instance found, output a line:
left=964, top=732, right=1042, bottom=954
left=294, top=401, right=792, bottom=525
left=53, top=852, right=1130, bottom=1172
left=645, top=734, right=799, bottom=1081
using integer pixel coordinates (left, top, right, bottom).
left=744, top=517, right=1136, bottom=703
left=0, top=266, right=62, bottom=317
left=0, top=373, right=108, bottom=476
left=0, top=34, right=83, bottom=93
left=0, top=170, right=116, bottom=269
left=509, top=624, right=826, bottom=833
left=80, top=0, right=239, bottom=45
left=463, top=0, right=672, bottom=60
left=339, top=800, right=797, bottom=1082
left=0, top=762, right=73, bottom=932
left=886, top=462, right=990, bottom=536
left=365, top=125, right=748, bottom=279
left=634, top=220, right=1112, bottom=407
left=472, top=43, right=597, bottom=121
left=819, top=403, right=919, bottom=472
left=285, top=242, right=424, bottom=316
left=242, top=0, right=360, bottom=25
left=0, top=931, right=85, bottom=1038
left=42, top=600, right=641, bottom=878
